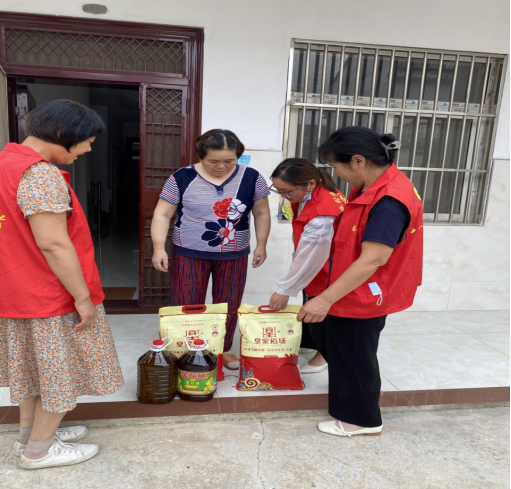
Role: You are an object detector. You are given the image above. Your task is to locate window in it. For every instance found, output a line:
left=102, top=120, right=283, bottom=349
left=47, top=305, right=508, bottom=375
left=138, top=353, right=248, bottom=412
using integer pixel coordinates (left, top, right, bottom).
left=284, top=41, right=507, bottom=224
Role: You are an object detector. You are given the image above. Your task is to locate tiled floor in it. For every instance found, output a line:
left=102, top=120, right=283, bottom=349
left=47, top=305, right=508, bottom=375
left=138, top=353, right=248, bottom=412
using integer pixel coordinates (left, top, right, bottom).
left=94, top=226, right=140, bottom=299
left=1, top=310, right=508, bottom=411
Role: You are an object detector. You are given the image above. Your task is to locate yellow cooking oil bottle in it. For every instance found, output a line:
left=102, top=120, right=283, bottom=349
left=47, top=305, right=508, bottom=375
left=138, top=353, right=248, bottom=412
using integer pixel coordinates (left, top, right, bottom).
left=177, top=335, right=217, bottom=402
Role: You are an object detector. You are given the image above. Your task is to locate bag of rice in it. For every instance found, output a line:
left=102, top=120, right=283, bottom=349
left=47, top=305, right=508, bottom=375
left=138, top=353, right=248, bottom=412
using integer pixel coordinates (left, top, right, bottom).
left=237, top=304, right=304, bottom=391
left=159, top=304, right=228, bottom=381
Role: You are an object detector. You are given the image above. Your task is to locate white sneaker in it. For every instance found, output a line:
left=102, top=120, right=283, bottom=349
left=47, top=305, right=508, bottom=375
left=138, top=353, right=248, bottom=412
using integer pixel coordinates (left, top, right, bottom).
left=19, top=438, right=99, bottom=470
left=318, top=420, right=383, bottom=437
left=299, top=348, right=316, bottom=354
left=14, top=426, right=88, bottom=456
left=300, top=362, right=328, bottom=374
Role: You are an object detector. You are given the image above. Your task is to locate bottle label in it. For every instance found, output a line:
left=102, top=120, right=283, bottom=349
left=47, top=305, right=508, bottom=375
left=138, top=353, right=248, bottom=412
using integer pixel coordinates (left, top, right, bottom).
left=178, top=368, right=217, bottom=395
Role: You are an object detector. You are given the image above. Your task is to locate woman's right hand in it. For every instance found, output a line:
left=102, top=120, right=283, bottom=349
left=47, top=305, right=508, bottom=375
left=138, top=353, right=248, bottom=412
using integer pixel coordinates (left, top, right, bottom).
left=74, top=298, right=98, bottom=331
left=152, top=249, right=169, bottom=272
left=269, top=292, right=290, bottom=311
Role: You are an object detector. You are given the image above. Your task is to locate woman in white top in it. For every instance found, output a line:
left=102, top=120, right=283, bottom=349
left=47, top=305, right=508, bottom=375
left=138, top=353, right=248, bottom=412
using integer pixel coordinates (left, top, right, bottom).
left=268, top=158, right=347, bottom=373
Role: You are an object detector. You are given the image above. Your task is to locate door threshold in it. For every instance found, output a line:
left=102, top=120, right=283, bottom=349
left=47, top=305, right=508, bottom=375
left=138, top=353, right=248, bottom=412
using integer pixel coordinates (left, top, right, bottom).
left=104, top=300, right=140, bottom=314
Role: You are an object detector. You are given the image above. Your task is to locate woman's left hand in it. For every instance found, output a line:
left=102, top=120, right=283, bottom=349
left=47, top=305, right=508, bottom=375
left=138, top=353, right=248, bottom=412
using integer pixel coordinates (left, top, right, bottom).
left=297, top=294, right=333, bottom=323
left=252, top=245, right=267, bottom=268
left=269, top=292, right=289, bottom=311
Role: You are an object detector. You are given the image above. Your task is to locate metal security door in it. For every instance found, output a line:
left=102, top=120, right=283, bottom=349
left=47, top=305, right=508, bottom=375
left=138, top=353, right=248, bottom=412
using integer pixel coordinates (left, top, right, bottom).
left=0, top=66, right=8, bottom=147
left=139, top=84, right=188, bottom=311
left=7, top=82, right=35, bottom=143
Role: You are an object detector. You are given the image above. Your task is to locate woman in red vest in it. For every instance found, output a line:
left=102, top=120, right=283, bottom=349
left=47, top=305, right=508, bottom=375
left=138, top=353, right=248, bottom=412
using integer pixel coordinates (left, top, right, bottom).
left=298, top=127, right=423, bottom=437
left=0, top=100, right=123, bottom=469
left=268, top=158, right=346, bottom=373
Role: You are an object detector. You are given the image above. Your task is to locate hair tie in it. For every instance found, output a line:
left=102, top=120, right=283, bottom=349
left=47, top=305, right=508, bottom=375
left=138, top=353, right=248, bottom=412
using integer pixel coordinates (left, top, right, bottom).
left=380, top=141, right=401, bottom=161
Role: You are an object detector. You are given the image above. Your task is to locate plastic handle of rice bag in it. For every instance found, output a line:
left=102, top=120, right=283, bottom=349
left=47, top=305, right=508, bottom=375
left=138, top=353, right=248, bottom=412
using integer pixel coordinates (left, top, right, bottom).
left=182, top=305, right=207, bottom=314
left=258, top=305, right=281, bottom=313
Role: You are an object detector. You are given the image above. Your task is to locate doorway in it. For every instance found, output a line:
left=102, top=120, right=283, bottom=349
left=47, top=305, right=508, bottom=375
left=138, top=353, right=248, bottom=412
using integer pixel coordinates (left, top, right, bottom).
left=0, top=12, right=203, bottom=313
left=11, top=78, right=141, bottom=304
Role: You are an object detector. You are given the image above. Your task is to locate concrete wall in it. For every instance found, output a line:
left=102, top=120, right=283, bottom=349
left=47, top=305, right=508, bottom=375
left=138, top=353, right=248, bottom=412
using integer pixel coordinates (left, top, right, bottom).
left=3, top=0, right=509, bottom=310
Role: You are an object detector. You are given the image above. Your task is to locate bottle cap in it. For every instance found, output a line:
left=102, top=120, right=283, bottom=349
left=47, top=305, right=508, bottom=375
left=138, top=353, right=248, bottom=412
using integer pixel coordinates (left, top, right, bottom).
left=153, top=340, right=164, bottom=348
left=194, top=339, right=205, bottom=346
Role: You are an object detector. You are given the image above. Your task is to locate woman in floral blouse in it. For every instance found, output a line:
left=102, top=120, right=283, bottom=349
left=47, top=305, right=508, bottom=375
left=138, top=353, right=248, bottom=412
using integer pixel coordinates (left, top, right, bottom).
left=0, top=100, right=123, bottom=470
left=151, top=129, right=271, bottom=370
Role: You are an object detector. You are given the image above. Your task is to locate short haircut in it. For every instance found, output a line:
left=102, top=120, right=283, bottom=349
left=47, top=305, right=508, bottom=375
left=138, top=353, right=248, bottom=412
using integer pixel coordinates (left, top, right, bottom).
left=195, top=129, right=245, bottom=160
left=25, top=99, right=106, bottom=151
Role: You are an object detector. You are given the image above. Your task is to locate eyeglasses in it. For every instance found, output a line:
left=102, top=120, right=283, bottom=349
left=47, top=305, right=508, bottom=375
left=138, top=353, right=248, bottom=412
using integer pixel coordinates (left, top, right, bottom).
left=269, top=183, right=306, bottom=200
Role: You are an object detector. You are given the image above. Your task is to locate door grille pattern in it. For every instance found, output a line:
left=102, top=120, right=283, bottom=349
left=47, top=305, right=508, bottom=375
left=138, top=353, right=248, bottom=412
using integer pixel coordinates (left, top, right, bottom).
left=6, top=29, right=184, bottom=74
left=145, top=88, right=183, bottom=187
left=142, top=87, right=184, bottom=307
left=143, top=218, right=173, bottom=306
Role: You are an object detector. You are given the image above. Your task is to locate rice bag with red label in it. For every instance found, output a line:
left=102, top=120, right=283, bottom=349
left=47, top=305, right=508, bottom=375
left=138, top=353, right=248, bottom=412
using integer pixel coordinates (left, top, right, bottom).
left=237, top=304, right=304, bottom=391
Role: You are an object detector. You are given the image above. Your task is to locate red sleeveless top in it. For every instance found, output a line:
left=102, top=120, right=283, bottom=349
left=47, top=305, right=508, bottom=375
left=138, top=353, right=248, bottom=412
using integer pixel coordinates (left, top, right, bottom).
left=0, top=143, right=104, bottom=318
left=328, top=164, right=423, bottom=318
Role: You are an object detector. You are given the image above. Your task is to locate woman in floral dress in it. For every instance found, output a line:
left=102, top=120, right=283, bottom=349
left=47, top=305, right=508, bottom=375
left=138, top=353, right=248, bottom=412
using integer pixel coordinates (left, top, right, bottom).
left=151, top=129, right=271, bottom=370
left=0, top=100, right=123, bottom=469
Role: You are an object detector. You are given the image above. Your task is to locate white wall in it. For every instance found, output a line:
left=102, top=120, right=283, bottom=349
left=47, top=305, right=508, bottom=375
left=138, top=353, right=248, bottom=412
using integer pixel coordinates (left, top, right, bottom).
left=3, top=0, right=509, bottom=310
left=4, top=0, right=508, bottom=154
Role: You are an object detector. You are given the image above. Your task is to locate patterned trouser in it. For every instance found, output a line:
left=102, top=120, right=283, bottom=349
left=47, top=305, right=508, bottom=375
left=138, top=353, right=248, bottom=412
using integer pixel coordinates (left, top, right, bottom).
left=170, top=254, right=249, bottom=352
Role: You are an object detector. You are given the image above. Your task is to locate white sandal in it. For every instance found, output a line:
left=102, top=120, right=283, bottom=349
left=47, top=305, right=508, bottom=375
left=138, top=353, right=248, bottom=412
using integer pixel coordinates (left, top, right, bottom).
left=300, top=362, right=328, bottom=374
left=318, top=420, right=383, bottom=437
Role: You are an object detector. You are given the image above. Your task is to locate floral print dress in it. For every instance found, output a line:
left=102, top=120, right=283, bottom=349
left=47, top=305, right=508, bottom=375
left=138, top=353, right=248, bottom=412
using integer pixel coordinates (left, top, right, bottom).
left=0, top=162, right=124, bottom=413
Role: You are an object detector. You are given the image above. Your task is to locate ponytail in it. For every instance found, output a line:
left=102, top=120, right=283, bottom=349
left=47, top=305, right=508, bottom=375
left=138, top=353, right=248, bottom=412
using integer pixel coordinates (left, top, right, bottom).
left=271, top=158, right=339, bottom=193
left=318, top=168, right=338, bottom=192
left=318, top=126, right=400, bottom=166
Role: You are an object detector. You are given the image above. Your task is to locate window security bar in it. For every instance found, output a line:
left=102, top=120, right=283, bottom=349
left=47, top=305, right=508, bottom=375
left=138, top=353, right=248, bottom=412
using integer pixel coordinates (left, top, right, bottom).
left=283, top=40, right=507, bottom=225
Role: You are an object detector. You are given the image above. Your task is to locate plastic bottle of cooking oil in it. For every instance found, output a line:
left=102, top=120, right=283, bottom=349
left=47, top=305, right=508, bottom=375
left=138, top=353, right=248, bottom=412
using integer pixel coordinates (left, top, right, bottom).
left=137, top=338, right=177, bottom=404
left=177, top=336, right=217, bottom=402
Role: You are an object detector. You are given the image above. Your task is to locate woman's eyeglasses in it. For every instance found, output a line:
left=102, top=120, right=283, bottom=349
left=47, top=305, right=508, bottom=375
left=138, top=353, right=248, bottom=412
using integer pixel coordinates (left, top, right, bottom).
left=269, top=184, right=306, bottom=200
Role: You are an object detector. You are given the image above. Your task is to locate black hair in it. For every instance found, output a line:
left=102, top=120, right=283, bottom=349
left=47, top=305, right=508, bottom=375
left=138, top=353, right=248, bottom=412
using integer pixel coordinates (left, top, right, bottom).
left=318, top=126, right=398, bottom=167
left=196, top=129, right=245, bottom=159
left=271, top=158, right=338, bottom=193
left=25, top=99, right=105, bottom=151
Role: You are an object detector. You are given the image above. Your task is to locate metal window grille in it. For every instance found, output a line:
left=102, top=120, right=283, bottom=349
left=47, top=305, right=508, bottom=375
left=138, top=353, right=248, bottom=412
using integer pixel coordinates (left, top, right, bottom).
left=283, top=40, right=507, bottom=224
left=6, top=29, right=184, bottom=74
left=145, top=88, right=183, bottom=187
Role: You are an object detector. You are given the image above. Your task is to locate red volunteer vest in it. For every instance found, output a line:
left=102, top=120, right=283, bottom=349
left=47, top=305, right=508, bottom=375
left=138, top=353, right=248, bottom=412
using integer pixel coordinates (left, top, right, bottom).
left=0, top=143, right=104, bottom=318
left=329, top=164, right=423, bottom=318
left=291, top=186, right=347, bottom=297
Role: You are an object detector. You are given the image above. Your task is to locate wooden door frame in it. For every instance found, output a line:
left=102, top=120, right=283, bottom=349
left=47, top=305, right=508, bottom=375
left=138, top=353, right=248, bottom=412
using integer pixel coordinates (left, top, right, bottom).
left=0, top=12, right=204, bottom=314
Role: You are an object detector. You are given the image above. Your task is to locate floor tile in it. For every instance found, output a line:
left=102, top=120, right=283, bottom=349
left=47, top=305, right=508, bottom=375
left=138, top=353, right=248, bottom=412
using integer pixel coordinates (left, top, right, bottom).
left=108, top=314, right=159, bottom=341
left=0, top=388, right=11, bottom=408
left=70, top=399, right=220, bottom=421
left=383, top=311, right=462, bottom=335
left=472, top=333, right=510, bottom=356
left=380, top=375, right=398, bottom=392
left=2, top=311, right=509, bottom=413
left=218, top=394, right=327, bottom=414
left=379, top=391, right=412, bottom=407
left=429, top=310, right=510, bottom=334
left=379, top=333, right=510, bottom=391
left=0, top=406, right=13, bottom=424
left=399, top=386, right=510, bottom=406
